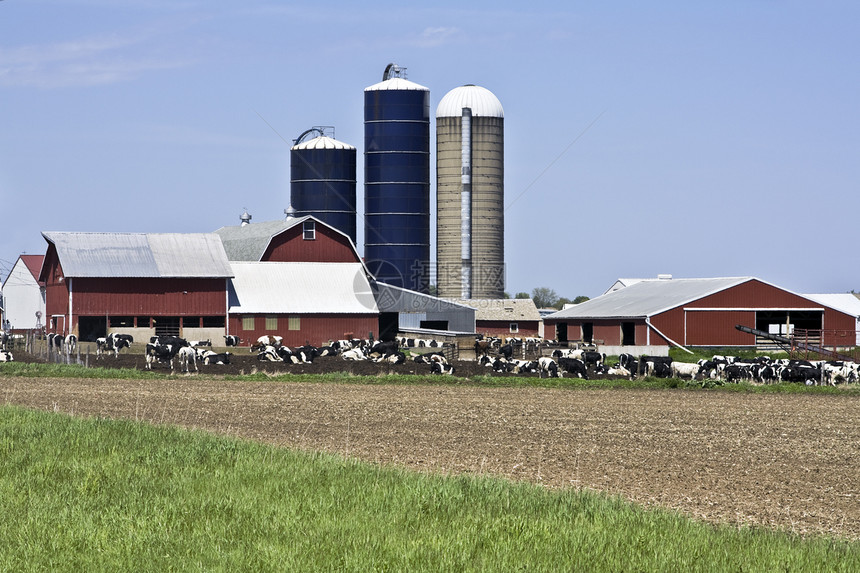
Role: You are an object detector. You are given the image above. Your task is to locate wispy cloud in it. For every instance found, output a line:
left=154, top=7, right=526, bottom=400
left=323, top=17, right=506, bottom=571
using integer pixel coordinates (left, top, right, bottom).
left=416, top=26, right=461, bottom=47
left=0, top=32, right=191, bottom=88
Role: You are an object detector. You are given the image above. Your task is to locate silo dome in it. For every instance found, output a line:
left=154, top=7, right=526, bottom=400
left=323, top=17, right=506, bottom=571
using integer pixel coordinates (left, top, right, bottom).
left=436, top=85, right=504, bottom=118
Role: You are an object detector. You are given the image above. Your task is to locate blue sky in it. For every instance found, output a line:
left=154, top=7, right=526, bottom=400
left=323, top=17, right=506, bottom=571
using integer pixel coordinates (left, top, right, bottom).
left=1, top=1, right=858, bottom=298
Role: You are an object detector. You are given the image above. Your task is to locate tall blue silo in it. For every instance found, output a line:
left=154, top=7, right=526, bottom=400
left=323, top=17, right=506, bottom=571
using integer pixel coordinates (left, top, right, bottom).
left=290, top=128, right=357, bottom=244
left=364, top=64, right=430, bottom=293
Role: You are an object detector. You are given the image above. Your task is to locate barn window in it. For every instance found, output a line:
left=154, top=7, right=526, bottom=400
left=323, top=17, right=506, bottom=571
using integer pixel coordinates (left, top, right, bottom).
left=303, top=221, right=315, bottom=240
left=265, top=316, right=278, bottom=331
left=183, top=316, right=201, bottom=328
left=509, top=323, right=519, bottom=333
left=202, top=316, right=225, bottom=328
left=136, top=316, right=151, bottom=328
left=109, top=316, right=133, bottom=327
left=242, top=317, right=255, bottom=331
left=288, top=316, right=300, bottom=331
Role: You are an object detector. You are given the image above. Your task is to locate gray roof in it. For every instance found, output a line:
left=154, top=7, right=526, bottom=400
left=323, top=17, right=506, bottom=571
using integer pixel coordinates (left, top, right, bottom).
left=42, top=232, right=233, bottom=278
left=213, top=218, right=305, bottom=262
left=453, top=298, right=542, bottom=322
left=228, top=262, right=378, bottom=314
left=373, top=282, right=474, bottom=313
left=546, top=277, right=752, bottom=320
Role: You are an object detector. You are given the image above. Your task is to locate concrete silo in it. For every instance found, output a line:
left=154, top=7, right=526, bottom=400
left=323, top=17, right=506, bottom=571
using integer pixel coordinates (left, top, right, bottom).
left=436, top=85, right=505, bottom=299
left=290, top=127, right=357, bottom=244
left=364, top=64, right=431, bottom=293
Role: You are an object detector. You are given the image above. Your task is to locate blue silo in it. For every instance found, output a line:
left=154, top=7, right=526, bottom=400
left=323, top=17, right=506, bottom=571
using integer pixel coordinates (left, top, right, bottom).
left=290, top=128, right=357, bottom=244
left=364, top=64, right=430, bottom=293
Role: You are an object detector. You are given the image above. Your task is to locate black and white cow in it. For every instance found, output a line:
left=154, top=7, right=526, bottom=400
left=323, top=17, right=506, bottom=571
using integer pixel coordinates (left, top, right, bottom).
left=224, top=335, right=240, bottom=347
left=203, top=352, right=232, bottom=365
left=0, top=350, right=13, bottom=362
left=145, top=343, right=180, bottom=371
left=558, top=357, right=588, bottom=379
left=177, top=346, right=198, bottom=373
left=537, top=357, right=561, bottom=378
left=430, top=361, right=455, bottom=375
left=96, top=333, right=132, bottom=358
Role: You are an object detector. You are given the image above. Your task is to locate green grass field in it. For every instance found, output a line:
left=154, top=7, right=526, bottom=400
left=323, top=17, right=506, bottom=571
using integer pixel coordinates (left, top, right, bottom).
left=0, top=405, right=857, bottom=572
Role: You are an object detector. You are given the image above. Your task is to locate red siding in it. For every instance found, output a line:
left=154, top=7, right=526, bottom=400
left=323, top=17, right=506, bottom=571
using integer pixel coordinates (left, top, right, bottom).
left=71, top=278, right=227, bottom=316
left=476, top=320, right=540, bottom=337
left=263, top=224, right=359, bottom=263
left=229, top=314, right=378, bottom=347
left=678, top=310, right=756, bottom=346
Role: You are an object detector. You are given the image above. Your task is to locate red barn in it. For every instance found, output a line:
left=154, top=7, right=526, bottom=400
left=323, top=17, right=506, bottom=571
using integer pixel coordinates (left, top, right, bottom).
left=39, top=232, right=233, bottom=341
left=544, top=277, right=857, bottom=351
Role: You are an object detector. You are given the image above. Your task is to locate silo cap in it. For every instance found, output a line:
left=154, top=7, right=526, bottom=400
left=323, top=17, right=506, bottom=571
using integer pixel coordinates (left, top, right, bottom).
left=436, top=85, right=504, bottom=118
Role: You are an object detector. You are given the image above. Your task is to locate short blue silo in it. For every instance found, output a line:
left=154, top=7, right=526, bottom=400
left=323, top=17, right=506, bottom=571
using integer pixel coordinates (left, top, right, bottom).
left=364, top=64, right=430, bottom=293
left=290, top=129, right=357, bottom=244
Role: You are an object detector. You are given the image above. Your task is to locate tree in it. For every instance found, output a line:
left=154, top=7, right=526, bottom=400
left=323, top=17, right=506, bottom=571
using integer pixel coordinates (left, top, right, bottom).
left=573, top=295, right=590, bottom=304
left=514, top=292, right=530, bottom=299
left=531, top=287, right=559, bottom=309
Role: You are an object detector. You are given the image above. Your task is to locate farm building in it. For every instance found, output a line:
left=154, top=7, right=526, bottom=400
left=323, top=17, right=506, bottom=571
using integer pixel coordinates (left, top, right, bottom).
left=39, top=232, right=233, bottom=342
left=453, top=298, right=542, bottom=338
left=544, top=276, right=858, bottom=353
left=227, top=262, right=378, bottom=347
left=372, top=282, right=476, bottom=340
left=1, top=254, right=46, bottom=332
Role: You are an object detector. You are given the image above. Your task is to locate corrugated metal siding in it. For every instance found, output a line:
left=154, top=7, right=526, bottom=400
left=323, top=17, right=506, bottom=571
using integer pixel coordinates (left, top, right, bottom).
left=72, top=278, right=227, bottom=315
left=682, top=310, right=756, bottom=346
left=229, top=314, right=377, bottom=347
left=263, top=224, right=359, bottom=263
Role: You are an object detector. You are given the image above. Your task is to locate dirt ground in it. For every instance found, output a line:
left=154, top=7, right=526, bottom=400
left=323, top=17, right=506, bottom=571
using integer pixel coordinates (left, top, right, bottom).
left=2, top=348, right=859, bottom=541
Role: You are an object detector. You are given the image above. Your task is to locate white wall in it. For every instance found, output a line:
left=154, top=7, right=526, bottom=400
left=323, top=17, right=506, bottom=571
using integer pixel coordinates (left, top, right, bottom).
left=1, top=259, right=45, bottom=331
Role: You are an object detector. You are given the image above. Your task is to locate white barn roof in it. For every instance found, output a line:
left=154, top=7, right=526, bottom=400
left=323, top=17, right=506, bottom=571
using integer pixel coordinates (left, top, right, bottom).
left=227, top=262, right=378, bottom=314
left=802, top=293, right=860, bottom=318
left=41, top=232, right=232, bottom=278
left=546, top=277, right=753, bottom=320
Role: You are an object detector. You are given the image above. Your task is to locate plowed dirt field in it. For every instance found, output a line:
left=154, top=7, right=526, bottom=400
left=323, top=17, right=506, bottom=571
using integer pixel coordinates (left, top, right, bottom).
left=2, top=350, right=859, bottom=541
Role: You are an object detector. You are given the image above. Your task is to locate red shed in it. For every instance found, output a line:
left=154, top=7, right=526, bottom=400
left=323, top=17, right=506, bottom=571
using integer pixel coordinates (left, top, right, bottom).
left=544, top=277, right=857, bottom=350
left=39, top=232, right=233, bottom=341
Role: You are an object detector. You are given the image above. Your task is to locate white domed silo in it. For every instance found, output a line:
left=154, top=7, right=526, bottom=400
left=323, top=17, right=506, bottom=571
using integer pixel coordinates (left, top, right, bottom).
left=436, top=85, right=504, bottom=299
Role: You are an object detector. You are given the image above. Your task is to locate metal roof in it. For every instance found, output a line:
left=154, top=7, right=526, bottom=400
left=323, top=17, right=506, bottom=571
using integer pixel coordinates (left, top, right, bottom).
left=436, top=85, right=504, bottom=118
left=802, top=293, right=860, bottom=318
left=290, top=135, right=355, bottom=151
left=228, top=262, right=378, bottom=314
left=364, top=77, right=429, bottom=92
left=453, top=298, right=541, bottom=321
left=546, top=277, right=753, bottom=320
left=213, top=218, right=305, bottom=262
left=41, top=232, right=233, bottom=278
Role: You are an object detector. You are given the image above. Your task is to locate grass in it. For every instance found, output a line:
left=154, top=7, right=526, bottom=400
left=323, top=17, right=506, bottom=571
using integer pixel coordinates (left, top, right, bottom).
left=2, top=360, right=859, bottom=396
left=0, top=405, right=857, bottom=572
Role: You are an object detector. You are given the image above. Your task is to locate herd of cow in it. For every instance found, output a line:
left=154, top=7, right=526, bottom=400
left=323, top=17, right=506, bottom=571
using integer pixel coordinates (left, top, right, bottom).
left=473, top=338, right=859, bottom=385
left=253, top=335, right=456, bottom=375
left=2, top=329, right=858, bottom=385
